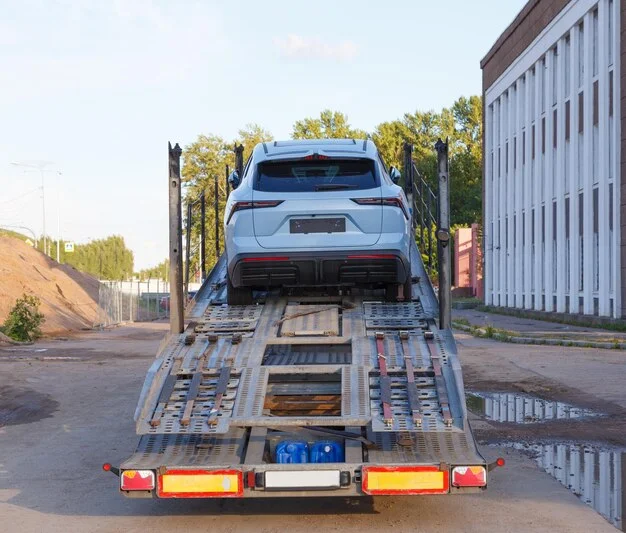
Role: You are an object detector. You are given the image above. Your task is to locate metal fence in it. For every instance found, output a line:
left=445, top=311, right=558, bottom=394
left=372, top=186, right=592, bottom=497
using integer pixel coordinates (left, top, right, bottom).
left=96, top=279, right=172, bottom=327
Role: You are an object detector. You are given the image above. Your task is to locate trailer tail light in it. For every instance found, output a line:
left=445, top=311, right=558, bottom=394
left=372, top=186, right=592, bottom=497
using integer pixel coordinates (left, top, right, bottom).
left=226, top=200, right=283, bottom=223
left=351, top=197, right=409, bottom=219
left=361, top=466, right=449, bottom=495
left=451, top=466, right=487, bottom=487
left=120, top=470, right=155, bottom=491
left=157, top=469, right=243, bottom=498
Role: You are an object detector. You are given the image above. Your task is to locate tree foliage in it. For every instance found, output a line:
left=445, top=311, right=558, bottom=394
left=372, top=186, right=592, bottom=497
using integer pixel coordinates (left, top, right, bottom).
left=181, top=97, right=483, bottom=275
left=63, top=235, right=134, bottom=280
left=135, top=259, right=169, bottom=281
left=2, top=294, right=45, bottom=341
left=292, top=110, right=367, bottom=140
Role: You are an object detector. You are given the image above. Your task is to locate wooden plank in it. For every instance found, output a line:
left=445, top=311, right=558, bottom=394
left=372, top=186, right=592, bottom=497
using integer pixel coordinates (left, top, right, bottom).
left=207, top=365, right=232, bottom=426
left=180, top=372, right=202, bottom=426
left=400, top=333, right=423, bottom=427
left=376, top=333, right=394, bottom=426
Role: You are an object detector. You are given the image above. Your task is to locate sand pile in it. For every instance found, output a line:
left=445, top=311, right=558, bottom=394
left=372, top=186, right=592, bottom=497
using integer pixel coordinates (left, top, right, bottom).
left=0, top=236, right=101, bottom=335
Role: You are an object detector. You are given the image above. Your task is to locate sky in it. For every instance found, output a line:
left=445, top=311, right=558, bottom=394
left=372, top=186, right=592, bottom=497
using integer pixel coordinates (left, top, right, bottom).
left=0, top=0, right=527, bottom=270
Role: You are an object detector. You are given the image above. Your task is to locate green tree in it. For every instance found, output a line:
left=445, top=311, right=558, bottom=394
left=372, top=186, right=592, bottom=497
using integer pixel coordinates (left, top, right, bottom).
left=135, top=259, right=169, bottom=281
left=292, top=110, right=367, bottom=140
left=2, top=294, right=45, bottom=341
left=64, top=235, right=134, bottom=280
left=181, top=125, right=273, bottom=276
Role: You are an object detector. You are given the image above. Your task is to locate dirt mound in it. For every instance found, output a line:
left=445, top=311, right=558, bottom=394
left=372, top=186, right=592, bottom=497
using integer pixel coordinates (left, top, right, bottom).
left=0, top=236, right=101, bottom=335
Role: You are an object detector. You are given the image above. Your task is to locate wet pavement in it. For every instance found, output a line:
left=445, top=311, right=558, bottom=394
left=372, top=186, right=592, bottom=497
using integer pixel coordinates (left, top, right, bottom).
left=498, top=441, right=625, bottom=531
left=467, top=390, right=602, bottom=424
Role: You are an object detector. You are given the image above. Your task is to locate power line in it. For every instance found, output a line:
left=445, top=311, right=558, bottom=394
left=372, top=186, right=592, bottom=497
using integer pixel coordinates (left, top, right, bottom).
left=0, top=186, right=41, bottom=205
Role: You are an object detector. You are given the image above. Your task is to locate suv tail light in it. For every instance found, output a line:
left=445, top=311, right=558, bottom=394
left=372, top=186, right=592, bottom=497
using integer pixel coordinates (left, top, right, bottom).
left=226, top=200, right=283, bottom=223
left=351, top=197, right=409, bottom=219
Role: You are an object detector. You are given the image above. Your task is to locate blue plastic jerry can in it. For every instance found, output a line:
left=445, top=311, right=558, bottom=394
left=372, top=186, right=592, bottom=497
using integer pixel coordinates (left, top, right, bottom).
left=275, top=440, right=309, bottom=464
left=309, top=441, right=344, bottom=463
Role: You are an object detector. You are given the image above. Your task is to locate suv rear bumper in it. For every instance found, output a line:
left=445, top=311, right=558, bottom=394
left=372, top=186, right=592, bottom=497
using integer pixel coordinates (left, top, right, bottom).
left=228, top=250, right=410, bottom=288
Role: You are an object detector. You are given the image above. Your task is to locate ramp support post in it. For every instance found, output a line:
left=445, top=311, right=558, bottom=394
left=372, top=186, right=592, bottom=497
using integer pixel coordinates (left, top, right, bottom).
left=435, top=138, right=451, bottom=330
left=168, top=142, right=184, bottom=334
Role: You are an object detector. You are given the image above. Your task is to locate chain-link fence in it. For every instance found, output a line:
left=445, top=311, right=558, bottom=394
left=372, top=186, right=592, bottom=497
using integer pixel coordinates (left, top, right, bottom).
left=96, top=279, right=172, bottom=327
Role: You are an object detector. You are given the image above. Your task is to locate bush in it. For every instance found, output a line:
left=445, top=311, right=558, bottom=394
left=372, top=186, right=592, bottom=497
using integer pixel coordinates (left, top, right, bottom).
left=3, top=294, right=45, bottom=342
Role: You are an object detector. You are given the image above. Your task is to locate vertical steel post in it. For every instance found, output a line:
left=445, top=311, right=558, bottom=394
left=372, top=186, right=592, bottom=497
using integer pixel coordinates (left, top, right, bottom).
left=200, top=191, right=206, bottom=281
left=435, top=138, right=451, bottom=330
left=214, top=175, right=220, bottom=258
left=168, top=142, right=184, bottom=334
left=185, top=202, right=192, bottom=301
left=403, top=142, right=415, bottom=232
left=234, top=144, right=244, bottom=177
left=225, top=164, right=230, bottom=197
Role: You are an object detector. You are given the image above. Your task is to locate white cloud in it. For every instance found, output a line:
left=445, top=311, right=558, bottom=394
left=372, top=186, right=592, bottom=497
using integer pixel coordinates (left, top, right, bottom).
left=273, top=34, right=358, bottom=61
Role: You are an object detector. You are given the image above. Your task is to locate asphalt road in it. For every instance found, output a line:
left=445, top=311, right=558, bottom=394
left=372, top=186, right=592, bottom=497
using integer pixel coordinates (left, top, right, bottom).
left=0, top=323, right=620, bottom=533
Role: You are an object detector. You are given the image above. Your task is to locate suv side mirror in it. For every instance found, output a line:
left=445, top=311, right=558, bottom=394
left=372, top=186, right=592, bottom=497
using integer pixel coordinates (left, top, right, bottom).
left=228, top=170, right=240, bottom=189
left=389, top=166, right=401, bottom=184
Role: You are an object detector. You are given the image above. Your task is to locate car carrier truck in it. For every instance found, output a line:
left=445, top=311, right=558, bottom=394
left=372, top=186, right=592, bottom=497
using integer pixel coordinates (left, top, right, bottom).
left=102, top=139, right=504, bottom=499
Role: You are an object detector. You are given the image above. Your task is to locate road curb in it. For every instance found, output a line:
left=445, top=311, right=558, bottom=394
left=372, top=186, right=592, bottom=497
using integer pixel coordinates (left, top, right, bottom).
left=452, top=323, right=626, bottom=350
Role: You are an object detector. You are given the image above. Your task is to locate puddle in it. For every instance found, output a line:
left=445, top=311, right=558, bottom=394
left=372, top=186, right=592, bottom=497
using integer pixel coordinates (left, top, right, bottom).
left=467, top=391, right=601, bottom=424
left=498, top=441, right=624, bottom=531
left=0, top=385, right=59, bottom=426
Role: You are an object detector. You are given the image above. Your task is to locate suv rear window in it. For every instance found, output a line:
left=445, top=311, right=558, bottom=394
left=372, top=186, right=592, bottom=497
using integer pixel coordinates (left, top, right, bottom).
left=255, top=158, right=378, bottom=192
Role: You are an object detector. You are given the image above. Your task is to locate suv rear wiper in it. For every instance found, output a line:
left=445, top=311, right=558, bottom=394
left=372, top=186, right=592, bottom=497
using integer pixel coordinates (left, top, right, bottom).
left=314, top=183, right=359, bottom=191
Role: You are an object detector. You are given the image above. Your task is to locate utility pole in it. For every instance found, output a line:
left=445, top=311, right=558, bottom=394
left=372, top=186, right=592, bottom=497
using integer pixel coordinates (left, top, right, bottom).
left=435, top=138, right=451, bottom=330
left=168, top=142, right=184, bottom=335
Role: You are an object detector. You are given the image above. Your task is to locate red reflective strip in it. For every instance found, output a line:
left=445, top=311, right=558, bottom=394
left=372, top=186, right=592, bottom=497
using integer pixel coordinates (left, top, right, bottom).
left=347, top=254, right=397, bottom=260
left=242, top=256, right=289, bottom=262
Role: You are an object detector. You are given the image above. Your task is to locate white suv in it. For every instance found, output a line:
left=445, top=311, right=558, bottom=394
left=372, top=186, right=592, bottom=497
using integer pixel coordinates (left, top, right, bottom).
left=223, top=139, right=412, bottom=305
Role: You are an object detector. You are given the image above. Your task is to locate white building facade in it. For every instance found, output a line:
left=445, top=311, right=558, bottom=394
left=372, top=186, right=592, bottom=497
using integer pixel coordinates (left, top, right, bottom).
left=481, top=0, right=622, bottom=318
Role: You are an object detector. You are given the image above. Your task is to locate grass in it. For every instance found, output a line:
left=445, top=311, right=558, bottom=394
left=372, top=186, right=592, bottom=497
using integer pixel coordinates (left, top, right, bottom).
left=476, top=304, right=626, bottom=333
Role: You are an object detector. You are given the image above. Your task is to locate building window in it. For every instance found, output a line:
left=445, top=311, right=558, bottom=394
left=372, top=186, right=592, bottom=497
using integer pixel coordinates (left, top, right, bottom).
left=541, top=205, right=545, bottom=292
left=552, top=202, right=557, bottom=294
left=609, top=183, right=613, bottom=293
left=592, top=9, right=598, bottom=77
left=540, top=58, right=546, bottom=113
left=564, top=35, right=571, bottom=97
left=593, top=81, right=599, bottom=184
left=593, top=188, right=599, bottom=292
left=552, top=47, right=558, bottom=106
left=531, top=209, right=535, bottom=289
left=578, top=22, right=584, bottom=88
left=608, top=0, right=614, bottom=66
left=609, top=71, right=614, bottom=179
left=579, top=193, right=584, bottom=291
left=565, top=197, right=570, bottom=293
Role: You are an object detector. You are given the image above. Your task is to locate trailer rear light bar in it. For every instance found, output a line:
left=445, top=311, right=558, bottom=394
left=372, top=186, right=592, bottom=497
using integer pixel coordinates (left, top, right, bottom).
left=157, top=469, right=243, bottom=498
left=361, top=466, right=449, bottom=495
left=451, top=466, right=487, bottom=487
left=121, top=469, right=155, bottom=491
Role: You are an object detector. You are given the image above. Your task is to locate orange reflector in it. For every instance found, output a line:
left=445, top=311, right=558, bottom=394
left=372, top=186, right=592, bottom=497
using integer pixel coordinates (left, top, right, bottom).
left=362, top=466, right=449, bottom=495
left=157, top=469, right=243, bottom=498
left=451, top=466, right=487, bottom=487
left=121, top=470, right=155, bottom=491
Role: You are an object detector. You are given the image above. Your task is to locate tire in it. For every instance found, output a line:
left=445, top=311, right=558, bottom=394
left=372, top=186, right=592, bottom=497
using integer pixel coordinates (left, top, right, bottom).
left=226, top=273, right=253, bottom=305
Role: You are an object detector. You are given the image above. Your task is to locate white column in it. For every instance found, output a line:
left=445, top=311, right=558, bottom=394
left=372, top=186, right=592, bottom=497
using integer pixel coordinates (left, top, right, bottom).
left=569, top=27, right=580, bottom=312
left=556, top=38, right=567, bottom=313
left=583, top=11, right=594, bottom=314
left=524, top=74, right=533, bottom=309
left=516, top=80, right=524, bottom=308
left=534, top=64, right=543, bottom=310
left=500, top=95, right=507, bottom=306
left=612, top=0, right=621, bottom=317
left=494, top=100, right=501, bottom=305
left=485, top=105, right=493, bottom=305
left=545, top=52, right=554, bottom=311
left=598, top=0, right=610, bottom=316
left=508, top=88, right=516, bottom=307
